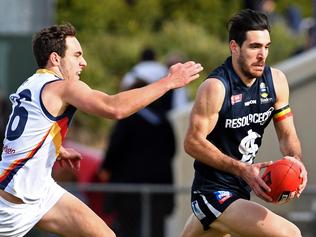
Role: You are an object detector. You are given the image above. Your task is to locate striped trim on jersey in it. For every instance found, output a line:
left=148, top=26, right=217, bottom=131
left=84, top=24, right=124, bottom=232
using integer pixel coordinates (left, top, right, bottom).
left=0, top=128, right=51, bottom=188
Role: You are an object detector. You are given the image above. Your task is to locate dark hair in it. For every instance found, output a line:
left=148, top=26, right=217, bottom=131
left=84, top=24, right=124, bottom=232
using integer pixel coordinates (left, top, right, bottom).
left=140, top=48, right=156, bottom=61
left=227, top=9, right=270, bottom=46
left=32, top=23, right=76, bottom=68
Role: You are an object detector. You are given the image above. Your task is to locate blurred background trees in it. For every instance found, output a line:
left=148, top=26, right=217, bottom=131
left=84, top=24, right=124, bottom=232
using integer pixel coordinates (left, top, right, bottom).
left=55, top=0, right=313, bottom=147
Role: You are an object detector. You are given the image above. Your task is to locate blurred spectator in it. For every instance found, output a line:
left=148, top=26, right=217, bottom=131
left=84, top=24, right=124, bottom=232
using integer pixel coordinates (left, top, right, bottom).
left=285, top=4, right=302, bottom=34
left=313, top=26, right=316, bottom=49
left=243, top=0, right=261, bottom=10
left=256, top=0, right=303, bottom=35
left=121, top=47, right=188, bottom=109
left=121, top=48, right=167, bottom=89
left=98, top=78, right=176, bottom=237
left=292, top=21, right=315, bottom=55
left=258, top=0, right=284, bottom=26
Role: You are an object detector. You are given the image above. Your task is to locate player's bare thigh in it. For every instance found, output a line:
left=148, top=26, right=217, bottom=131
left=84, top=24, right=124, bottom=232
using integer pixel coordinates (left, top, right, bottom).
left=36, top=192, right=115, bottom=237
left=210, top=199, right=301, bottom=237
left=181, top=199, right=301, bottom=237
left=180, top=214, right=231, bottom=237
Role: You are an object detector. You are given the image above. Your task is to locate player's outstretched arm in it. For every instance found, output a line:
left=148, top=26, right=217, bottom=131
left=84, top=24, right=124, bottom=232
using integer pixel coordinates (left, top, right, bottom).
left=62, top=61, right=203, bottom=119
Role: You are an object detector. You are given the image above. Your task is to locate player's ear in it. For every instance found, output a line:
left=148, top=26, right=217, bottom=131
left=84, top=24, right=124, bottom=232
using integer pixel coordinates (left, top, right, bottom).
left=229, top=40, right=239, bottom=55
left=50, top=52, right=61, bottom=66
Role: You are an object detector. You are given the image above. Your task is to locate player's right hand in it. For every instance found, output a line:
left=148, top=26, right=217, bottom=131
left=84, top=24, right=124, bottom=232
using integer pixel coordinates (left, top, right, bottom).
left=166, top=61, right=203, bottom=88
left=241, top=161, right=273, bottom=202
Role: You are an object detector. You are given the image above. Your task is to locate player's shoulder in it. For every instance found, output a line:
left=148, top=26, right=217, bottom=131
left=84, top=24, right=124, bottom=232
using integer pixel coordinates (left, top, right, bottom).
left=271, top=67, right=287, bottom=81
left=46, top=78, right=89, bottom=92
left=194, top=78, right=226, bottom=107
left=270, top=67, right=289, bottom=89
left=199, top=78, right=225, bottom=95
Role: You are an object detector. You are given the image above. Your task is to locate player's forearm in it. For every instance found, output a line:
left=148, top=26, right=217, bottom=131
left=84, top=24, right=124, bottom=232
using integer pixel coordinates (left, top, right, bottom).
left=110, top=76, right=172, bottom=119
left=279, top=136, right=302, bottom=161
left=184, top=136, right=246, bottom=176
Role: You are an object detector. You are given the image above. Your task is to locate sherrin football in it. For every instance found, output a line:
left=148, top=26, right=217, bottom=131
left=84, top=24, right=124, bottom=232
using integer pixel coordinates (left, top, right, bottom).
left=261, top=159, right=302, bottom=203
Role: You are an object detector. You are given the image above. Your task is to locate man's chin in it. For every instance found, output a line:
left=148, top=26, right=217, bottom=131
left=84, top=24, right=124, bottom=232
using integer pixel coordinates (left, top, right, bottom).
left=250, top=70, right=264, bottom=78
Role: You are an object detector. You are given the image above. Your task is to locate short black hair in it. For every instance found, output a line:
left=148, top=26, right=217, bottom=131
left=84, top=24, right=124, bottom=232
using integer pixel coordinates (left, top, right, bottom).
left=227, top=9, right=270, bottom=46
left=32, top=23, right=76, bottom=68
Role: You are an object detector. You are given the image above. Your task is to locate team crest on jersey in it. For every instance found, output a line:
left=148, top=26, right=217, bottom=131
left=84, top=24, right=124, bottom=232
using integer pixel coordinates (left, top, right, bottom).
left=260, top=82, right=273, bottom=104
left=260, top=82, right=269, bottom=98
left=239, top=129, right=261, bottom=164
left=231, top=94, right=242, bottom=105
left=214, top=191, right=233, bottom=204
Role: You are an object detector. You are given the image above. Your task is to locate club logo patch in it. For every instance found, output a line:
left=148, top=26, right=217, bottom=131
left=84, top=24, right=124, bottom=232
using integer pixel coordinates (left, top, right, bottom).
left=260, top=82, right=269, bottom=98
left=214, top=191, right=232, bottom=204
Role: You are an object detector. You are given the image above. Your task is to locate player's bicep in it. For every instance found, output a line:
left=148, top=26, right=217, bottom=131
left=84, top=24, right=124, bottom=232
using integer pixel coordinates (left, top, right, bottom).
left=271, top=68, right=295, bottom=135
left=62, top=80, right=115, bottom=117
left=271, top=68, right=301, bottom=155
left=272, top=68, right=290, bottom=110
left=185, top=79, right=225, bottom=142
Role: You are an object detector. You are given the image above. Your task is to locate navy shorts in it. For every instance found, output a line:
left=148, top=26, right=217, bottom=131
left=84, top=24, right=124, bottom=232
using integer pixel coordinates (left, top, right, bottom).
left=191, top=189, right=240, bottom=230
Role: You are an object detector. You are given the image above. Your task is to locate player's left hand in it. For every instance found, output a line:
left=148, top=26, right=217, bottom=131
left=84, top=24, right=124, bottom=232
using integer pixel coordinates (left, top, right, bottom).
left=57, top=146, right=82, bottom=170
left=283, top=156, right=307, bottom=198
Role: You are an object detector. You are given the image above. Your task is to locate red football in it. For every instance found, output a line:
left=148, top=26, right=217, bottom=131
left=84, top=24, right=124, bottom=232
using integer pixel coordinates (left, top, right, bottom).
left=261, top=159, right=302, bottom=203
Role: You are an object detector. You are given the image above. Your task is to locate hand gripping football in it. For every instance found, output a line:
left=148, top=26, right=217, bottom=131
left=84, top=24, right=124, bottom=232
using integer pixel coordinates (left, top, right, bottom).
left=262, top=159, right=302, bottom=203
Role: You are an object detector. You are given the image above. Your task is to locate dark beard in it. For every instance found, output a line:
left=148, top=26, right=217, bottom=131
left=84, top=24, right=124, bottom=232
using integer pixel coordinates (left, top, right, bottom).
left=238, top=56, right=263, bottom=79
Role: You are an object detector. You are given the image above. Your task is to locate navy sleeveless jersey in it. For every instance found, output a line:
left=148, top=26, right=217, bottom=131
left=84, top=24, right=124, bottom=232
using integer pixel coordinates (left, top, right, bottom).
left=193, top=57, right=276, bottom=198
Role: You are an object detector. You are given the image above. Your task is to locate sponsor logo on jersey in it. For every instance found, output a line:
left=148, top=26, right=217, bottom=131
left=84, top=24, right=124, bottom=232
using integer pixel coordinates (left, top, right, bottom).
left=231, top=94, right=242, bottom=105
left=244, top=99, right=257, bottom=106
left=214, top=191, right=232, bottom=204
left=225, top=107, right=274, bottom=128
left=260, top=97, right=273, bottom=104
left=2, top=145, right=16, bottom=154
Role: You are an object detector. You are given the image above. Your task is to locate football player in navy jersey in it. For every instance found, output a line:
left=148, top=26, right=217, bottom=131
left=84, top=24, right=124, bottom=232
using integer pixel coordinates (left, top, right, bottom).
left=180, top=9, right=307, bottom=237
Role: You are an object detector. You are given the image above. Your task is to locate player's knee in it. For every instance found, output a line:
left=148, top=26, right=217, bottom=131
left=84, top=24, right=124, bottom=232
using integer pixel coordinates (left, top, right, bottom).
left=279, top=222, right=301, bottom=237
